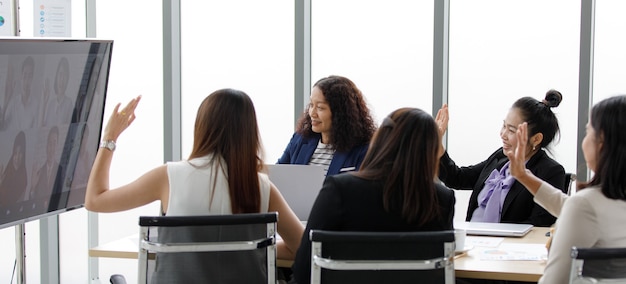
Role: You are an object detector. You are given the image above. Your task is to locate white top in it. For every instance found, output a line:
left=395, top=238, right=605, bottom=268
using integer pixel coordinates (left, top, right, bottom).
left=539, top=185, right=626, bottom=284
left=165, top=154, right=271, bottom=216
left=4, top=90, right=41, bottom=130
left=308, top=140, right=334, bottom=175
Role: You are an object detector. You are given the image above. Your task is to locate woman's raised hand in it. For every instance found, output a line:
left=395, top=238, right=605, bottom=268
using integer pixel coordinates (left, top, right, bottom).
left=435, top=104, right=449, bottom=138
left=506, top=122, right=530, bottom=179
left=102, top=95, right=142, bottom=142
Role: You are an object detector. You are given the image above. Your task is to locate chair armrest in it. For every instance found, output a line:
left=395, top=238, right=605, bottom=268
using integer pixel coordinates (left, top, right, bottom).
left=141, top=237, right=275, bottom=253
left=571, top=247, right=626, bottom=260
left=312, top=255, right=451, bottom=270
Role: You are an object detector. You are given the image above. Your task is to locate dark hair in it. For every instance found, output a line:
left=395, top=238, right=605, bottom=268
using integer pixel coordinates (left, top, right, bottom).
left=512, top=89, right=562, bottom=149
left=13, top=131, right=26, bottom=159
left=54, top=57, right=70, bottom=95
left=355, top=108, right=441, bottom=225
left=11, top=131, right=27, bottom=171
left=188, top=89, right=264, bottom=213
left=296, top=75, right=376, bottom=152
left=581, top=95, right=626, bottom=200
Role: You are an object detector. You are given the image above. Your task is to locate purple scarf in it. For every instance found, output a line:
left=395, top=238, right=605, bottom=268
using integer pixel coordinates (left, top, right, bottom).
left=473, top=161, right=515, bottom=223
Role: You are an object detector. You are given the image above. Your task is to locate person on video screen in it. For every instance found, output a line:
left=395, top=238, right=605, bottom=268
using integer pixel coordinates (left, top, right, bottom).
left=0, top=131, right=28, bottom=207
left=2, top=56, right=41, bottom=131
left=30, top=126, right=62, bottom=202
left=42, top=57, right=74, bottom=127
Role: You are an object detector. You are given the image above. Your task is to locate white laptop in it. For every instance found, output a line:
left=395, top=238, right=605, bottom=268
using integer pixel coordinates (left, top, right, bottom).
left=457, top=221, right=534, bottom=237
left=265, top=164, right=326, bottom=221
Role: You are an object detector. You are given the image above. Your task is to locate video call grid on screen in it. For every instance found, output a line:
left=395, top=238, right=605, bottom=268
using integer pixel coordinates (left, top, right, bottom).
left=0, top=38, right=113, bottom=229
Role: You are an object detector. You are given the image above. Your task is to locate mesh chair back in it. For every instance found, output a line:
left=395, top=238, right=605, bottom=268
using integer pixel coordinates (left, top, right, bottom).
left=310, top=230, right=455, bottom=284
left=569, top=246, right=626, bottom=283
left=565, top=173, right=577, bottom=195
left=138, top=213, right=277, bottom=284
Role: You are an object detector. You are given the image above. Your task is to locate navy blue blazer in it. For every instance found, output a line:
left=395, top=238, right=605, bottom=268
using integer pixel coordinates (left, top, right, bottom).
left=277, top=133, right=369, bottom=176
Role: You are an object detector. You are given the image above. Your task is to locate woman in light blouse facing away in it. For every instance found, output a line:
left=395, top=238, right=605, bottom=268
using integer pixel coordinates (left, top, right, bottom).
left=291, top=108, right=455, bottom=284
left=278, top=75, right=376, bottom=176
left=436, top=90, right=566, bottom=227
left=506, top=95, right=626, bottom=284
left=85, top=89, right=303, bottom=261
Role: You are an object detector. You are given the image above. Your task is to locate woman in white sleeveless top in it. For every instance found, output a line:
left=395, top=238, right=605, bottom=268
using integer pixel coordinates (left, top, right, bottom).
left=85, top=89, right=304, bottom=260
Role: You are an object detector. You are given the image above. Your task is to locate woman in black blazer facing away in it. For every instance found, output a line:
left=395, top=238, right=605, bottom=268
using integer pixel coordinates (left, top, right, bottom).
left=436, top=90, right=566, bottom=227
left=291, top=107, right=456, bottom=284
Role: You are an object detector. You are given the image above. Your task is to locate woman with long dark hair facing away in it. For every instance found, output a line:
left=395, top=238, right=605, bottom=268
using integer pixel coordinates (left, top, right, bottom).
left=85, top=89, right=303, bottom=262
left=291, top=107, right=455, bottom=284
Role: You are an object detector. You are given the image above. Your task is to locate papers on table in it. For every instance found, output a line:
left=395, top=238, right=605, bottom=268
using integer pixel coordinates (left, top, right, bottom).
left=477, top=243, right=548, bottom=261
left=466, top=236, right=503, bottom=248
left=465, top=236, right=548, bottom=261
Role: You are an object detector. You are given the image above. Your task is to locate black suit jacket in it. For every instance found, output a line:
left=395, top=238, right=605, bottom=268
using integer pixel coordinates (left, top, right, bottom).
left=438, top=148, right=565, bottom=227
left=291, top=173, right=456, bottom=284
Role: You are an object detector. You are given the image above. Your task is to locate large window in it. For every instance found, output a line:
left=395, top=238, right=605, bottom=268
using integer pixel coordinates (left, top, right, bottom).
left=594, top=0, right=626, bottom=104
left=448, top=0, right=580, bottom=173
left=2, top=1, right=626, bottom=282
left=180, top=1, right=295, bottom=162
left=311, top=0, right=434, bottom=122
left=86, top=1, right=164, bottom=283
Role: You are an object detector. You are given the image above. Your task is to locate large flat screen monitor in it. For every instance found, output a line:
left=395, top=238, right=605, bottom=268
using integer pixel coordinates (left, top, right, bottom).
left=0, top=38, right=112, bottom=230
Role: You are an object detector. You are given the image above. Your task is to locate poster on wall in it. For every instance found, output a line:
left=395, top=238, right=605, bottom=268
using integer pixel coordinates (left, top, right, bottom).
left=33, top=0, right=71, bottom=37
left=0, top=0, right=16, bottom=36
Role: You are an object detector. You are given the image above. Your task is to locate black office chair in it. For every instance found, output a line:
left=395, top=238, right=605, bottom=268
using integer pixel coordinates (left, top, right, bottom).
left=109, top=274, right=127, bottom=284
left=138, top=212, right=278, bottom=284
left=569, top=246, right=626, bottom=283
left=309, top=230, right=456, bottom=284
left=564, top=173, right=577, bottom=195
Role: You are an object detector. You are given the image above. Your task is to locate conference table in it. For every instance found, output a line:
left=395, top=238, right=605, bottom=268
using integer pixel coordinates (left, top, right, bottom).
left=455, top=227, right=549, bottom=282
left=89, top=227, right=551, bottom=282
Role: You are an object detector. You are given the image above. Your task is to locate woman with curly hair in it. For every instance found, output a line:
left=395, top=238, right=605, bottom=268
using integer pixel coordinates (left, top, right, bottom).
left=277, top=75, right=376, bottom=176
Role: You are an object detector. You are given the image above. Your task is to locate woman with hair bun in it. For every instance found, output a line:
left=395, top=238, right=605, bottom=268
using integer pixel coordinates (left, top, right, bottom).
left=436, top=90, right=566, bottom=227
left=506, top=95, right=626, bottom=283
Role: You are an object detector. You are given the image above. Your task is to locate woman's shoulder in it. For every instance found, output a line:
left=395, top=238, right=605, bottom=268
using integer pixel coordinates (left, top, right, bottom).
left=530, top=150, right=564, bottom=167
left=523, top=150, right=565, bottom=178
left=257, top=171, right=270, bottom=185
left=289, top=132, right=320, bottom=144
left=435, top=183, right=456, bottom=201
left=350, top=142, right=370, bottom=152
left=325, top=173, right=375, bottom=191
left=326, top=172, right=361, bottom=183
left=572, top=186, right=607, bottom=201
left=167, top=154, right=220, bottom=171
left=478, top=148, right=508, bottom=164
left=165, top=159, right=188, bottom=170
